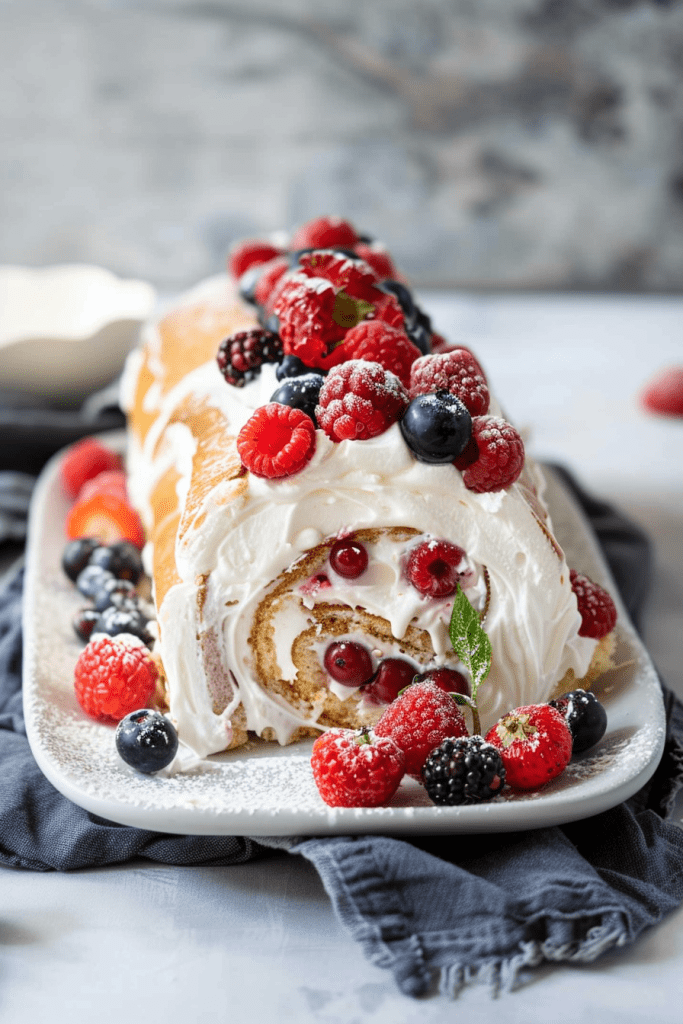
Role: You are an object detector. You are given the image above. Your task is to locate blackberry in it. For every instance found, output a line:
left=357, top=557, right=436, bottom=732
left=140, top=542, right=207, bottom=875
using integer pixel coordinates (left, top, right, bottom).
left=422, top=735, right=506, bottom=805
left=62, top=537, right=99, bottom=583
left=270, top=373, right=324, bottom=424
left=549, top=689, right=607, bottom=754
left=115, top=709, right=179, bottom=775
left=94, top=605, right=154, bottom=646
left=88, top=541, right=143, bottom=583
left=216, top=329, right=283, bottom=388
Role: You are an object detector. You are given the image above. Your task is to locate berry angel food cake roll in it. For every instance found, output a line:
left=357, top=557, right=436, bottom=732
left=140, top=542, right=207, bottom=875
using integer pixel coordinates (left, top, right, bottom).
left=120, top=215, right=617, bottom=759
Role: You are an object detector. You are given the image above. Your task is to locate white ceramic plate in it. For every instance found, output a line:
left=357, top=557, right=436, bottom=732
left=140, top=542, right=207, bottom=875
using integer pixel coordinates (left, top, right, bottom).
left=23, top=435, right=666, bottom=836
left=0, top=265, right=156, bottom=403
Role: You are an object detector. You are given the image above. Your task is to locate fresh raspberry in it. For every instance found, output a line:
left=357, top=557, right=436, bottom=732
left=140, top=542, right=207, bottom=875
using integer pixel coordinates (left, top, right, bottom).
left=569, top=569, right=618, bottom=639
left=253, top=255, right=290, bottom=311
left=341, top=320, right=421, bottom=388
left=66, top=491, right=145, bottom=548
left=77, top=469, right=128, bottom=503
left=430, top=332, right=455, bottom=354
left=369, top=289, right=405, bottom=331
left=237, top=402, right=316, bottom=479
left=315, top=360, right=409, bottom=442
left=61, top=438, right=122, bottom=498
left=297, top=250, right=379, bottom=301
left=228, top=239, right=282, bottom=280
left=374, top=679, right=468, bottom=778
left=311, top=727, right=405, bottom=807
left=217, top=329, right=283, bottom=388
left=353, top=242, right=397, bottom=281
left=273, top=272, right=347, bottom=369
left=290, top=215, right=358, bottom=252
left=457, top=416, right=525, bottom=492
left=405, top=539, right=472, bottom=599
left=485, top=703, right=573, bottom=791
left=640, top=366, right=683, bottom=418
left=410, top=350, right=489, bottom=416
left=74, top=633, right=158, bottom=723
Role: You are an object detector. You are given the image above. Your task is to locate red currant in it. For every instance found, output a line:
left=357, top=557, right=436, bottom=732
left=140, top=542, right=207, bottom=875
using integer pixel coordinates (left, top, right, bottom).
left=329, top=538, right=369, bottom=579
left=361, top=658, right=417, bottom=706
left=323, top=641, right=374, bottom=687
left=416, top=666, right=470, bottom=697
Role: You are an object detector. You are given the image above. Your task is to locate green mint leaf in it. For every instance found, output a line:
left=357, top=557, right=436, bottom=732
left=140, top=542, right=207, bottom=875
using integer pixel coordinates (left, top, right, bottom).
left=332, top=290, right=375, bottom=330
left=448, top=584, right=492, bottom=704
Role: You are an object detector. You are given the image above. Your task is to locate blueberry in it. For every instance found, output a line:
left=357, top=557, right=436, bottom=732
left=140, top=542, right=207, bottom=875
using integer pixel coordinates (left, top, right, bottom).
left=381, top=279, right=416, bottom=320
left=406, top=319, right=432, bottom=356
left=259, top=311, right=280, bottom=334
left=76, top=564, right=115, bottom=599
left=92, top=577, right=137, bottom=612
left=72, top=607, right=100, bottom=643
left=88, top=542, right=143, bottom=584
left=270, top=373, right=325, bottom=424
left=276, top=355, right=318, bottom=381
left=550, top=689, right=608, bottom=754
left=238, top=264, right=261, bottom=305
left=95, top=605, right=154, bottom=646
left=62, top=537, right=99, bottom=583
left=400, top=391, right=472, bottom=464
left=115, top=709, right=179, bottom=775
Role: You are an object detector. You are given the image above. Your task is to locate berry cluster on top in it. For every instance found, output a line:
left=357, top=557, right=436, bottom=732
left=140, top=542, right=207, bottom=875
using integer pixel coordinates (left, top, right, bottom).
left=219, top=215, right=525, bottom=489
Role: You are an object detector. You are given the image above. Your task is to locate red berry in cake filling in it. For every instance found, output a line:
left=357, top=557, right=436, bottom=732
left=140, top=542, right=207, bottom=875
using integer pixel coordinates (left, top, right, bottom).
left=415, top=666, right=470, bottom=697
left=253, top=255, right=290, bottom=311
left=569, top=569, right=617, bottom=639
left=457, top=416, right=525, bottom=493
left=299, top=572, right=332, bottom=597
left=405, top=540, right=471, bottom=599
left=311, top=727, right=405, bottom=808
left=374, top=679, right=469, bottom=778
left=341, top=320, right=421, bottom=388
left=297, top=250, right=379, bottom=301
left=290, top=215, right=359, bottom=251
left=353, top=242, right=397, bottom=281
left=237, top=403, right=316, bottom=479
left=410, top=350, right=489, bottom=417
left=316, top=360, right=409, bottom=442
left=329, top=538, right=369, bottom=579
left=485, top=704, right=572, bottom=791
left=323, top=641, right=374, bottom=687
left=360, top=658, right=417, bottom=706
left=217, top=329, right=284, bottom=388
left=228, top=239, right=283, bottom=280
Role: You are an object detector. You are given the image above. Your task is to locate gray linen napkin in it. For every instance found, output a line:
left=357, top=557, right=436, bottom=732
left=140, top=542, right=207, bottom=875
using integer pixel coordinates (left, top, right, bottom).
left=2, top=465, right=683, bottom=997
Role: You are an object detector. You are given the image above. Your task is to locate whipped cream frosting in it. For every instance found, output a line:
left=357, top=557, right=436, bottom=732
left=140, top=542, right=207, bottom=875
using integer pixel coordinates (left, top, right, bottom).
left=122, top=277, right=596, bottom=758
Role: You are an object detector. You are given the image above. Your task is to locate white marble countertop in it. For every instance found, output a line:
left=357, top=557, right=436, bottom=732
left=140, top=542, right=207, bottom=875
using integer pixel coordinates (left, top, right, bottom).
left=3, top=292, right=683, bottom=1023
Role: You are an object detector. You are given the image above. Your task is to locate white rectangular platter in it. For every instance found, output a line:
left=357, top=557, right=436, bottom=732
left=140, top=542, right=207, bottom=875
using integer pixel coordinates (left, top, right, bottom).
left=23, top=435, right=666, bottom=836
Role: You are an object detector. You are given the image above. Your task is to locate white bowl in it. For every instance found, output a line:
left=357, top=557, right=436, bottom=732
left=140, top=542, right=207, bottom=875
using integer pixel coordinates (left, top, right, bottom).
left=0, top=264, right=156, bottom=404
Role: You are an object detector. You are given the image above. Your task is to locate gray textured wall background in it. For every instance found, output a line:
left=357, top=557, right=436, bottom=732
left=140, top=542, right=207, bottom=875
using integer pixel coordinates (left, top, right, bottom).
left=2, top=0, right=683, bottom=291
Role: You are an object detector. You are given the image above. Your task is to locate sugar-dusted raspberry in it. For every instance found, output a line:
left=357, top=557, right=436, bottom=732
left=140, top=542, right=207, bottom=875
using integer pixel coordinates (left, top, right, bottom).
left=405, top=539, right=471, bottom=599
left=341, top=320, right=422, bottom=388
left=569, top=569, right=618, bottom=639
left=374, top=679, right=468, bottom=778
left=217, top=329, right=283, bottom=388
left=237, top=402, right=316, bottom=479
left=311, top=727, right=405, bottom=808
left=273, top=272, right=347, bottom=369
left=353, top=241, right=397, bottom=281
left=297, top=250, right=379, bottom=301
left=74, top=633, right=158, bottom=723
left=369, top=289, right=405, bottom=331
left=253, top=255, right=290, bottom=311
left=410, top=350, right=489, bottom=417
left=228, top=239, right=282, bottom=280
left=457, top=416, right=525, bottom=493
left=61, top=438, right=122, bottom=498
left=316, top=360, right=409, bottom=442
left=290, top=215, right=358, bottom=252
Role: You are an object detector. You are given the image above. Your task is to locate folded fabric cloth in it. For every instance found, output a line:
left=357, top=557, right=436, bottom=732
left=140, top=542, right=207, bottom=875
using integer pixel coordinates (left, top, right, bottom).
left=1, top=463, right=683, bottom=998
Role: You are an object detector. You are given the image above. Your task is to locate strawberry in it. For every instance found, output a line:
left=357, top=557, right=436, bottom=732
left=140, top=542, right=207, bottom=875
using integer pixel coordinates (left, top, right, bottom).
left=310, top=728, right=405, bottom=807
left=484, top=703, right=572, bottom=791
left=66, top=491, right=145, bottom=549
left=374, top=679, right=468, bottom=778
left=61, top=438, right=122, bottom=498
left=74, top=633, right=158, bottom=723
left=76, top=469, right=128, bottom=503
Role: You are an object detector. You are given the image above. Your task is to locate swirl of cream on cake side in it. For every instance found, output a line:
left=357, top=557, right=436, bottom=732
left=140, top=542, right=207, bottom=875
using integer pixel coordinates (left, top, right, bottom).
left=121, top=276, right=597, bottom=758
